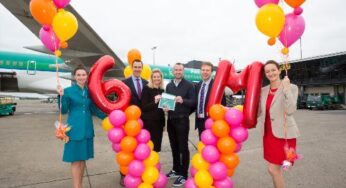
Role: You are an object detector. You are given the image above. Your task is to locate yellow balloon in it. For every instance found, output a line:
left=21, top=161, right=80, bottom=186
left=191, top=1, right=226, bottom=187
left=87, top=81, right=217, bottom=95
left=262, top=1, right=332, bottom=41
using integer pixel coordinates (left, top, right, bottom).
left=142, top=166, right=159, bottom=184
left=194, top=170, right=213, bottom=187
left=138, top=183, right=153, bottom=188
left=147, top=140, right=154, bottom=150
left=255, top=4, right=285, bottom=38
left=197, top=141, right=205, bottom=153
left=124, top=65, right=133, bottom=78
left=144, top=151, right=159, bottom=167
left=192, top=153, right=210, bottom=170
left=141, top=64, right=152, bottom=80
left=233, top=105, right=243, bottom=112
left=52, top=9, right=78, bottom=42
left=102, top=117, right=113, bottom=131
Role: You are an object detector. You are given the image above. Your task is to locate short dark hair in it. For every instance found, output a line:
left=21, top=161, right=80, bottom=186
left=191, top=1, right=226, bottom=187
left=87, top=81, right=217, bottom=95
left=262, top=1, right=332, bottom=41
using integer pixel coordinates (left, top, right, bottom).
left=201, top=61, right=213, bottom=71
left=132, top=59, right=143, bottom=67
left=174, top=62, right=184, bottom=69
left=264, top=60, right=280, bottom=70
left=73, top=64, right=88, bottom=76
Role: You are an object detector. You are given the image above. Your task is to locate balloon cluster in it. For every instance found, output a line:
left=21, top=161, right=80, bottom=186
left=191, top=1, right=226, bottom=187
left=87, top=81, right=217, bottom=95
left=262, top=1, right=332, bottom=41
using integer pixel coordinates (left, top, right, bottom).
left=124, top=49, right=152, bottom=80
left=29, top=0, right=78, bottom=56
left=255, top=0, right=306, bottom=55
left=185, top=104, right=248, bottom=188
left=102, top=106, right=168, bottom=188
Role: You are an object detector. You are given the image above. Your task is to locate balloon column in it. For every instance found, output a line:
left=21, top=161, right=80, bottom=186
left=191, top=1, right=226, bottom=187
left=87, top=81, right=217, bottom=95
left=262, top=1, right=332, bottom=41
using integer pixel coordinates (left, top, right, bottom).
left=254, top=0, right=306, bottom=55
left=124, top=49, right=152, bottom=80
left=185, top=104, right=248, bottom=188
left=29, top=0, right=78, bottom=57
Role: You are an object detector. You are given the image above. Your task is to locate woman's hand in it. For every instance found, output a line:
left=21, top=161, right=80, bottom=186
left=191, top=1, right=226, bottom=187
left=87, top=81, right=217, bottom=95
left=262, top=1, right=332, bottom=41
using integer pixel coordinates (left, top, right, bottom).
left=282, top=76, right=291, bottom=92
left=56, top=85, right=64, bottom=96
left=154, top=95, right=162, bottom=104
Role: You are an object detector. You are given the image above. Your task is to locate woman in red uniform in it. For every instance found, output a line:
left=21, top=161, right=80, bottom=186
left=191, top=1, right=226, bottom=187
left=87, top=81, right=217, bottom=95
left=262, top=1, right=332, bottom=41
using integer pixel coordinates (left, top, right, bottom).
left=257, top=60, right=300, bottom=188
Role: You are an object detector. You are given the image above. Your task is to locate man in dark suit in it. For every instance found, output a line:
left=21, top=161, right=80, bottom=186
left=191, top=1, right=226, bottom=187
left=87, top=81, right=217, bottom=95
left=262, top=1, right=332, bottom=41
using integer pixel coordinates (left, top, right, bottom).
left=195, top=62, right=226, bottom=138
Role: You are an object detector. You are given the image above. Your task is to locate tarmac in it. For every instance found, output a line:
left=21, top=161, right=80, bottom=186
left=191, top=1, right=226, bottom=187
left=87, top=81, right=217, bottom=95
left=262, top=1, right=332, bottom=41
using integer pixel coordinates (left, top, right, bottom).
left=0, top=100, right=346, bottom=188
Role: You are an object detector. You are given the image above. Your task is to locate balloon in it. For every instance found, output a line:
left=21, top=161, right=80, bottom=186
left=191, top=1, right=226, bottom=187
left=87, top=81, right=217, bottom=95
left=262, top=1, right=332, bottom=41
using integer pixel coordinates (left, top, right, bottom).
left=209, top=104, right=226, bottom=121
left=254, top=0, right=279, bottom=8
left=225, top=108, right=244, bottom=126
left=128, top=160, right=145, bottom=177
left=107, top=127, right=125, bottom=144
left=102, top=117, right=113, bottom=131
left=124, top=120, right=141, bottom=137
left=190, top=166, right=197, bottom=177
left=233, top=105, right=243, bottom=112
left=124, top=65, right=133, bottom=78
left=234, top=143, right=242, bottom=153
left=201, top=129, right=218, bottom=146
left=207, top=61, right=264, bottom=128
left=53, top=0, right=71, bottom=8
left=109, top=110, right=126, bottom=127
left=120, top=136, right=138, bottom=153
left=142, top=166, right=159, bottom=184
left=217, top=137, right=236, bottom=154
left=279, top=13, right=305, bottom=48
left=138, top=183, right=153, bottom=188
left=212, top=120, right=230, bottom=138
left=153, top=173, right=168, bottom=188
left=194, top=170, right=213, bottom=187
left=220, top=153, right=240, bottom=169
left=205, top=118, right=214, bottom=129
left=117, top=151, right=134, bottom=166
left=125, top=105, right=142, bottom=120
left=227, top=168, right=235, bottom=176
left=256, top=4, right=285, bottom=39
left=112, top=143, right=121, bottom=152
left=138, top=118, right=144, bottom=128
left=124, top=175, right=142, bottom=188
left=144, top=151, right=159, bottom=167
left=294, top=7, right=303, bottom=15
left=89, top=56, right=131, bottom=113
left=120, top=165, right=129, bottom=175
left=230, top=127, right=249, bottom=143
left=147, top=140, right=154, bottom=151
left=284, top=0, right=305, bottom=8
left=39, top=26, right=60, bottom=53
left=29, top=0, right=57, bottom=25
left=209, top=162, right=228, bottom=181
left=142, top=64, right=152, bottom=80
left=136, top=129, right=151, bottom=143
left=185, top=178, right=198, bottom=188
left=52, top=9, right=78, bottom=42
left=192, top=153, right=210, bottom=170
left=202, top=145, right=220, bottom=163
left=214, top=177, right=234, bottom=188
left=156, top=163, right=161, bottom=171
left=134, top=143, right=151, bottom=160
left=128, top=49, right=142, bottom=66
left=197, top=141, right=205, bottom=153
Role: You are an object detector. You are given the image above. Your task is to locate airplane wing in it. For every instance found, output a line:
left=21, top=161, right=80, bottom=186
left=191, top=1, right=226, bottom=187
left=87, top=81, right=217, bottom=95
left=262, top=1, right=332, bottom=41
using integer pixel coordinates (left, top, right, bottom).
left=0, top=0, right=125, bottom=78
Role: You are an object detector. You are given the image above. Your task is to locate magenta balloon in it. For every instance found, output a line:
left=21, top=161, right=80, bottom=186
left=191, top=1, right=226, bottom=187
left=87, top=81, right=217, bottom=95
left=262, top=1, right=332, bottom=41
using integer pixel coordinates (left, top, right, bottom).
left=39, top=26, right=60, bottom=52
left=107, top=128, right=125, bottom=144
left=153, top=173, right=168, bottom=188
left=279, top=13, right=305, bottom=48
left=214, top=177, right=234, bottom=188
left=230, top=127, right=249, bottom=143
left=112, top=143, right=121, bottom=152
left=124, top=175, right=142, bottom=188
left=109, top=110, right=126, bottom=127
left=225, top=108, right=244, bottom=127
left=53, top=0, right=71, bottom=8
left=128, top=160, right=145, bottom=177
left=202, top=145, right=220, bottom=163
left=234, top=143, right=242, bottom=153
left=134, top=143, right=151, bottom=160
left=294, top=7, right=303, bottom=15
left=254, top=0, right=279, bottom=8
left=138, top=118, right=144, bottom=128
left=184, top=178, right=198, bottom=188
left=209, top=162, right=228, bottom=181
left=136, top=129, right=151, bottom=143
left=190, top=166, right=197, bottom=177
left=156, top=163, right=161, bottom=171
left=201, top=129, right=218, bottom=145
left=205, top=118, right=214, bottom=129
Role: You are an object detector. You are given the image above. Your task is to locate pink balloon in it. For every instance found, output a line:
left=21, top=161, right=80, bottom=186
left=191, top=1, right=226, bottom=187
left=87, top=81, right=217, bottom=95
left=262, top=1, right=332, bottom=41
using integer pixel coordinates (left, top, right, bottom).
left=134, top=143, right=151, bottom=160
left=214, top=177, right=234, bottom=188
left=111, top=143, right=121, bottom=152
left=124, top=175, right=142, bottom=188
left=128, top=160, right=145, bottom=177
left=209, top=162, right=228, bottom=181
left=279, top=13, right=305, bottom=48
left=184, top=178, right=197, bottom=188
left=254, top=0, right=279, bottom=8
left=109, top=110, right=126, bottom=127
left=205, top=118, right=214, bottom=129
left=201, top=129, right=218, bottom=146
left=53, top=0, right=71, bottom=8
left=190, top=166, right=197, bottom=177
left=156, top=163, right=161, bottom=171
left=138, top=118, right=144, bottom=128
left=294, top=7, right=303, bottom=15
left=107, top=128, right=125, bottom=144
left=234, top=143, right=242, bottom=153
left=136, top=129, right=151, bottom=143
left=39, top=26, right=60, bottom=52
left=202, top=145, right=220, bottom=163
left=225, top=108, right=243, bottom=127
left=153, top=173, right=168, bottom=188
left=230, top=127, right=249, bottom=143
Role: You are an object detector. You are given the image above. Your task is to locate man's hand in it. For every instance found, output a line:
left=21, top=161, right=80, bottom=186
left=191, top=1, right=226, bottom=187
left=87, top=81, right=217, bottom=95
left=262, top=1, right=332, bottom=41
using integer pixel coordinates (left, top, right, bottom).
left=175, top=96, right=183, bottom=104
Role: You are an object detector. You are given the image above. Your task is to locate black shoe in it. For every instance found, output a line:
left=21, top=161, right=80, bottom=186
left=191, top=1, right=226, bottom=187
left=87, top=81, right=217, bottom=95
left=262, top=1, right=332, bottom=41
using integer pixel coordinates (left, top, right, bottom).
left=173, top=176, right=186, bottom=187
left=166, top=170, right=179, bottom=179
left=119, top=174, right=125, bottom=187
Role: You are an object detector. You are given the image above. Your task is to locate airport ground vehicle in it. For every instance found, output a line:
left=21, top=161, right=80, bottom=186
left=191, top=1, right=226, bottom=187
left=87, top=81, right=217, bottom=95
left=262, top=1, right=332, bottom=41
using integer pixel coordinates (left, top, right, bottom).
left=0, top=96, right=16, bottom=115
left=306, top=94, right=342, bottom=110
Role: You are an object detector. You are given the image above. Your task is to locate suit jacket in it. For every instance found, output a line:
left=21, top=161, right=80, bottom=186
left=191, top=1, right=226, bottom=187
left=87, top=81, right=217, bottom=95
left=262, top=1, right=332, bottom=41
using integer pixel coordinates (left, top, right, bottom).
left=256, top=84, right=300, bottom=139
left=123, top=77, right=148, bottom=106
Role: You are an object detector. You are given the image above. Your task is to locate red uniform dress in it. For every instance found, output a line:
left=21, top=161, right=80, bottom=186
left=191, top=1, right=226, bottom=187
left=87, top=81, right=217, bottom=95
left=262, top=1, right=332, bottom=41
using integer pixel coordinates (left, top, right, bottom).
left=263, top=88, right=296, bottom=165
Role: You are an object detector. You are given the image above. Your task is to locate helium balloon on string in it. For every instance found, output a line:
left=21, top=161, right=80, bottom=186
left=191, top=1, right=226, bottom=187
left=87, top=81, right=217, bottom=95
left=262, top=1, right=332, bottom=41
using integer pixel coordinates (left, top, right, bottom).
left=279, top=13, right=305, bottom=55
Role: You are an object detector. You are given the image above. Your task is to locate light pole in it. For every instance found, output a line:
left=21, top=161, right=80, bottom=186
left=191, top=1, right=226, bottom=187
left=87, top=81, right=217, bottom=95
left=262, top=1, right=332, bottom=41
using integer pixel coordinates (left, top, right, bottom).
left=151, top=46, right=157, bottom=65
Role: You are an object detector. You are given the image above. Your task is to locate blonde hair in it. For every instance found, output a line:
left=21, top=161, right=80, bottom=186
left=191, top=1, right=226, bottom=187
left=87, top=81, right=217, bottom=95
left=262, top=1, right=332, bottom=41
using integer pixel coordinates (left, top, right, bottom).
left=148, top=69, right=164, bottom=89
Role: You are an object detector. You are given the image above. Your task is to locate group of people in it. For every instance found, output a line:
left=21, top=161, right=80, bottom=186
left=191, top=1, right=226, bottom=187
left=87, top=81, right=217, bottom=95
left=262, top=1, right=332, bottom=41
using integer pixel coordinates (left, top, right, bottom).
left=57, top=59, right=300, bottom=188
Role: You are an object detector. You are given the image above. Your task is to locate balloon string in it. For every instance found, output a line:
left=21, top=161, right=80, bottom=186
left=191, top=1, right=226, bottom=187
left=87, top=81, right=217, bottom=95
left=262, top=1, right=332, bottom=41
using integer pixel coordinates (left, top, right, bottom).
left=51, top=32, right=62, bottom=124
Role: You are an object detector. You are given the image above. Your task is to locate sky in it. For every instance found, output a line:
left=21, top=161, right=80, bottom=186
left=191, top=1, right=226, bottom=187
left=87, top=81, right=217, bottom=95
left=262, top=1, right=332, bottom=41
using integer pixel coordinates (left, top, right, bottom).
left=1, top=0, right=346, bottom=69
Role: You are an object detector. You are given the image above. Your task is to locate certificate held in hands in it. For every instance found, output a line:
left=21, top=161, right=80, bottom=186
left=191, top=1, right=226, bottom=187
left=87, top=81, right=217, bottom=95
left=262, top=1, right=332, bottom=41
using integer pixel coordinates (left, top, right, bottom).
left=158, top=92, right=176, bottom=111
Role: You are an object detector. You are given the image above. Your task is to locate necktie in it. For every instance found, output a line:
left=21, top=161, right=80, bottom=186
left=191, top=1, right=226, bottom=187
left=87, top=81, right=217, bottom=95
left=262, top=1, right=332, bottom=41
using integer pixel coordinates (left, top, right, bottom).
left=136, top=78, right=141, bottom=99
left=198, top=83, right=206, bottom=115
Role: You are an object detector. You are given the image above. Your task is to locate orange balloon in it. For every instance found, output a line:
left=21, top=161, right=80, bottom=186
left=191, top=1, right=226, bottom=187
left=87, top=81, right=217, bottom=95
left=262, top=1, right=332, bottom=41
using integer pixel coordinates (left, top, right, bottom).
left=220, top=153, right=240, bottom=169
left=116, top=151, right=134, bottom=166
left=227, top=168, right=235, bottom=177
left=217, top=136, right=236, bottom=154
left=285, top=0, right=305, bottom=8
left=120, top=136, right=138, bottom=152
left=127, top=49, right=141, bottom=66
left=209, top=104, right=226, bottom=120
left=124, top=120, right=141, bottom=137
left=29, top=0, right=57, bottom=25
left=212, top=120, right=230, bottom=138
left=120, top=165, right=129, bottom=175
left=125, top=105, right=142, bottom=120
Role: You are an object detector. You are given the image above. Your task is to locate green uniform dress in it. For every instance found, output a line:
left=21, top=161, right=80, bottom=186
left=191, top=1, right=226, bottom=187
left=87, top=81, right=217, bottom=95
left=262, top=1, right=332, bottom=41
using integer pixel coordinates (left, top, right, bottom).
left=60, top=84, right=106, bottom=162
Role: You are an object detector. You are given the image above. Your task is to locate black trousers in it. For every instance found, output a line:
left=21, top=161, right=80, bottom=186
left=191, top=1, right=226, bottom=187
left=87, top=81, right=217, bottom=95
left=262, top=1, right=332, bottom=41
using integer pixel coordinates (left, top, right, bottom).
left=167, top=117, right=190, bottom=178
left=143, top=119, right=164, bottom=152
